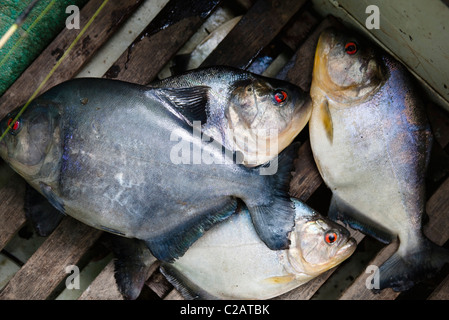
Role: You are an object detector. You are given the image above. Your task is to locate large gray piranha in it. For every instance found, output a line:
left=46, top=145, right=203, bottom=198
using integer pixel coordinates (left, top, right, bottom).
left=0, top=77, right=300, bottom=262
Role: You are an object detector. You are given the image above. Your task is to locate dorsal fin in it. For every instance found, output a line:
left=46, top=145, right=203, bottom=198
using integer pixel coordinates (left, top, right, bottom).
left=157, top=86, right=210, bottom=125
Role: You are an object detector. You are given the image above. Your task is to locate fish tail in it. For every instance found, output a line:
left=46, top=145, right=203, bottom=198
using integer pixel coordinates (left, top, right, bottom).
left=246, top=142, right=300, bottom=251
left=377, top=238, right=449, bottom=292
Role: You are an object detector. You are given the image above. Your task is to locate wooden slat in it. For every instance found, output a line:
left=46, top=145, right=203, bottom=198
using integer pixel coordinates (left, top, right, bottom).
left=201, top=0, right=308, bottom=69
left=0, top=0, right=145, bottom=119
left=78, top=261, right=124, bottom=300
left=0, top=170, right=26, bottom=251
left=0, top=218, right=102, bottom=300
left=104, top=0, right=222, bottom=84
left=428, top=274, right=449, bottom=300
left=277, top=15, right=339, bottom=91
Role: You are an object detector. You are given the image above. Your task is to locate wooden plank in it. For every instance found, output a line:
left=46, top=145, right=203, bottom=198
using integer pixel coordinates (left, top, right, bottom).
left=145, top=264, right=174, bottom=299
left=277, top=15, right=339, bottom=91
left=0, top=170, right=26, bottom=251
left=428, top=274, right=449, bottom=300
left=0, top=0, right=145, bottom=119
left=103, top=0, right=222, bottom=84
left=279, top=9, right=320, bottom=52
left=0, top=217, right=102, bottom=300
left=200, top=0, right=308, bottom=69
left=339, top=176, right=449, bottom=300
left=78, top=261, right=124, bottom=300
left=289, top=141, right=322, bottom=202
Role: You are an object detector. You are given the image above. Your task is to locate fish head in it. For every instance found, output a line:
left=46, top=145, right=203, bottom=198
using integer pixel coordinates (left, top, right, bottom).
left=312, top=27, right=386, bottom=104
left=226, top=77, right=311, bottom=166
left=286, top=199, right=356, bottom=276
left=0, top=101, right=60, bottom=180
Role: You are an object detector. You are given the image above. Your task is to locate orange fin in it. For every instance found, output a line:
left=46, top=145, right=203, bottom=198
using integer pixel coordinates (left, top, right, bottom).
left=320, top=99, right=333, bottom=143
left=263, top=274, right=296, bottom=284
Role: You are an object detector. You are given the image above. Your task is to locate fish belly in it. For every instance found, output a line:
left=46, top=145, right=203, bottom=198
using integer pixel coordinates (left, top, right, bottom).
left=310, top=101, right=421, bottom=242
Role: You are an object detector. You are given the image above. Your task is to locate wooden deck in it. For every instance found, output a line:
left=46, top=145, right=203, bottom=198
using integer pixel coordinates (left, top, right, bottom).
left=0, top=0, right=448, bottom=300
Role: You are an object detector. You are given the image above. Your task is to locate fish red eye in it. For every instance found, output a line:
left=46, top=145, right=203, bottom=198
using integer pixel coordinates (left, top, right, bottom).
left=274, top=90, right=287, bottom=104
left=345, top=42, right=357, bottom=55
left=325, top=231, right=338, bottom=244
left=7, top=118, right=20, bottom=132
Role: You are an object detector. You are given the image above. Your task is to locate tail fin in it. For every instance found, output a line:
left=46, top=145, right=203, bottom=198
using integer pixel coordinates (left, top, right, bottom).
left=246, top=142, right=300, bottom=251
left=378, top=238, right=449, bottom=292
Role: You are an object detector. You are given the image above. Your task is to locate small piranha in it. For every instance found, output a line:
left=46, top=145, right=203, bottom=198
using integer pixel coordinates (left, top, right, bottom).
left=309, top=27, right=449, bottom=291
left=150, top=66, right=312, bottom=166
left=0, top=78, right=299, bottom=263
left=110, top=198, right=356, bottom=300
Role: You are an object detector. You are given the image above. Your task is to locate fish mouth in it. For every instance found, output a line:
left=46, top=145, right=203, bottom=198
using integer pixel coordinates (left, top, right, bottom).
left=275, top=96, right=312, bottom=152
left=336, top=237, right=357, bottom=259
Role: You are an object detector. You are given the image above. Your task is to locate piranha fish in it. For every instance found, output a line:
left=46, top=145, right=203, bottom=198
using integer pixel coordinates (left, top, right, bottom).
left=161, top=198, right=356, bottom=299
left=150, top=66, right=312, bottom=166
left=109, top=198, right=356, bottom=300
left=309, top=27, right=449, bottom=291
left=0, top=78, right=299, bottom=262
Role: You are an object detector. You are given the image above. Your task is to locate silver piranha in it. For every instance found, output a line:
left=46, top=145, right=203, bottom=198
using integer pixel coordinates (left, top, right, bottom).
left=151, top=66, right=312, bottom=166
left=309, top=27, right=449, bottom=291
left=0, top=78, right=299, bottom=262
left=159, top=198, right=356, bottom=300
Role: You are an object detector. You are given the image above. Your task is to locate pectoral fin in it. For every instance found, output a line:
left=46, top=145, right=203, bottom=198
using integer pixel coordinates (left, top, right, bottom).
left=263, top=274, right=296, bottom=284
left=144, top=199, right=237, bottom=262
left=110, top=236, right=156, bottom=300
left=320, top=99, right=333, bottom=143
left=25, top=183, right=65, bottom=236
left=39, top=182, right=66, bottom=215
left=160, top=263, right=220, bottom=300
left=157, top=86, right=210, bottom=125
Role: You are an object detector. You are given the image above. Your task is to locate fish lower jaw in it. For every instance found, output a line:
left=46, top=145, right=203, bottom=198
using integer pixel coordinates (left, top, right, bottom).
left=336, top=238, right=357, bottom=258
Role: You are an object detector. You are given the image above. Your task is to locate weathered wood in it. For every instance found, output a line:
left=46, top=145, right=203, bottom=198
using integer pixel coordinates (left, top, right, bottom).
left=280, top=9, right=320, bottom=52
left=0, top=0, right=145, bottom=119
left=0, top=217, right=102, bottom=300
left=145, top=265, right=174, bottom=299
left=164, top=288, right=184, bottom=300
left=427, top=102, right=449, bottom=148
left=289, top=141, right=322, bottom=201
left=104, top=0, right=222, bottom=84
left=277, top=16, right=339, bottom=91
left=0, top=169, right=26, bottom=252
left=78, top=261, right=124, bottom=300
left=339, top=176, right=449, bottom=300
left=428, top=274, right=449, bottom=300
left=201, top=0, right=308, bottom=69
